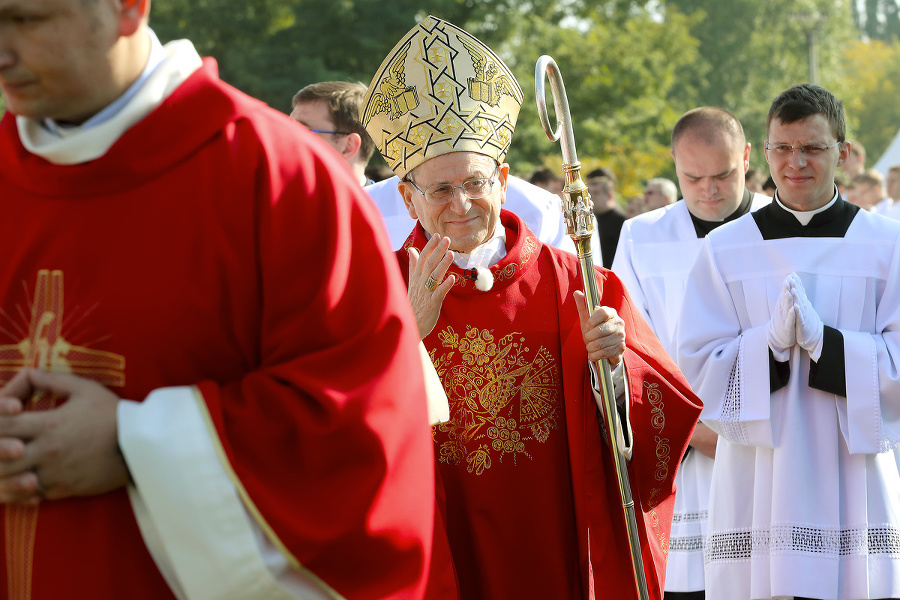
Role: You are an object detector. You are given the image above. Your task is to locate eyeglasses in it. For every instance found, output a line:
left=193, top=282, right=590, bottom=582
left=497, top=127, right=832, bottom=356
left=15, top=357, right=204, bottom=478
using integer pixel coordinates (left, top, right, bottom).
left=406, top=167, right=499, bottom=205
left=308, top=129, right=350, bottom=136
left=765, top=141, right=841, bottom=156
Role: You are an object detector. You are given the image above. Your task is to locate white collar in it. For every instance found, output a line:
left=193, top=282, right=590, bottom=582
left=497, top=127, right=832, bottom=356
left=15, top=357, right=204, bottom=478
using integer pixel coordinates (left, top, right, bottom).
left=451, top=220, right=507, bottom=269
left=774, top=186, right=839, bottom=225
left=17, top=36, right=203, bottom=165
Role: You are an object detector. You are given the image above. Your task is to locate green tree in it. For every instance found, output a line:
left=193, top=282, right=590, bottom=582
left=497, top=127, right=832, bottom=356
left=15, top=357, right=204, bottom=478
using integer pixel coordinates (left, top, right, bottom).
left=841, top=39, right=900, bottom=160
left=855, top=0, right=900, bottom=41
left=150, top=0, right=558, bottom=113
left=0, top=95, right=5, bottom=120
left=505, top=7, right=703, bottom=197
left=662, top=0, right=857, bottom=171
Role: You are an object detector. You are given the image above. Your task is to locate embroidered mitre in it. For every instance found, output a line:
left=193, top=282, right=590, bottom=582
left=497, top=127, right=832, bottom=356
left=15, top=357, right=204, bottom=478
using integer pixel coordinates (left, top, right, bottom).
left=361, top=15, right=524, bottom=178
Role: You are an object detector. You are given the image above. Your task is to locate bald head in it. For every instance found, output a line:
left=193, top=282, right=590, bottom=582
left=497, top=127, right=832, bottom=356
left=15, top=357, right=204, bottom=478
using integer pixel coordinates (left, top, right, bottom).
left=670, top=107, right=751, bottom=222
left=672, top=107, right=746, bottom=151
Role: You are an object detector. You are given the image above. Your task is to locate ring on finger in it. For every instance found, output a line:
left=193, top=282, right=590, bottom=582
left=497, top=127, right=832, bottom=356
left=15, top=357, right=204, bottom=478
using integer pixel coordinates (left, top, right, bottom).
left=424, top=276, right=439, bottom=292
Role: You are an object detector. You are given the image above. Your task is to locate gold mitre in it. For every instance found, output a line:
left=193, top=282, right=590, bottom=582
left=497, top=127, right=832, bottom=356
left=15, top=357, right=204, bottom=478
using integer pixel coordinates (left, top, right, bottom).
left=361, top=16, right=524, bottom=179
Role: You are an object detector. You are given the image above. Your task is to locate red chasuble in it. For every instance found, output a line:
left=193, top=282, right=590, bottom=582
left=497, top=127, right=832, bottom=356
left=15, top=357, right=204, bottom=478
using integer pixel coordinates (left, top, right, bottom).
left=0, top=61, right=433, bottom=599
left=397, top=211, right=702, bottom=600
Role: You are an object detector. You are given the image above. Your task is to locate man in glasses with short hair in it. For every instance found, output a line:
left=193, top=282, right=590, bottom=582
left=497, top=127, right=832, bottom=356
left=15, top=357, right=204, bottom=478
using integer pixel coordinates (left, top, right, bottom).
left=678, top=84, right=900, bottom=600
left=291, top=81, right=376, bottom=186
left=363, top=16, right=703, bottom=600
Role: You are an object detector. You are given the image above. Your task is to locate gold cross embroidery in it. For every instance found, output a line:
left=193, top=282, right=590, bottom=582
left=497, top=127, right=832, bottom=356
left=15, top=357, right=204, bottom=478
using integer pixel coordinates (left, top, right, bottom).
left=2, top=269, right=125, bottom=600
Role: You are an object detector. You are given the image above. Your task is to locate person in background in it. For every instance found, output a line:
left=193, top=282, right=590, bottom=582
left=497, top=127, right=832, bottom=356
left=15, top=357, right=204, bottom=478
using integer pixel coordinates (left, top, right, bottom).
left=362, top=15, right=702, bottom=600
left=625, top=193, right=647, bottom=218
left=290, top=80, right=376, bottom=186
left=0, top=1, right=434, bottom=598
left=873, top=164, right=900, bottom=219
left=643, top=177, right=678, bottom=212
left=588, top=166, right=626, bottom=268
left=848, top=168, right=886, bottom=211
left=613, top=107, right=770, bottom=600
left=745, top=168, right=766, bottom=194
left=678, top=83, right=900, bottom=600
left=529, top=166, right=565, bottom=198
left=762, top=174, right=777, bottom=196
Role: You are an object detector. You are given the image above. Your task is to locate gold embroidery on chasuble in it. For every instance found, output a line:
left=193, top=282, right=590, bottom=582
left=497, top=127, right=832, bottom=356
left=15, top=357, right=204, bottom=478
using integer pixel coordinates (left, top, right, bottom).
left=0, top=270, right=125, bottom=600
left=431, top=325, right=561, bottom=476
left=644, top=381, right=671, bottom=557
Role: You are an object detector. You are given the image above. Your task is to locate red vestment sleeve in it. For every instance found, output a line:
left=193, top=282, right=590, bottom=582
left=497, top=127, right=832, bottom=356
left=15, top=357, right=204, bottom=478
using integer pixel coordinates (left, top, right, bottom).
left=194, top=110, right=434, bottom=599
left=552, top=252, right=702, bottom=600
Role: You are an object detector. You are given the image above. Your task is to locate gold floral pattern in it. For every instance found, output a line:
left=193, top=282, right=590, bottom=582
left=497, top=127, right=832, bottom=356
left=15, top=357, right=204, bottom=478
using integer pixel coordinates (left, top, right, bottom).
left=432, top=325, right=561, bottom=473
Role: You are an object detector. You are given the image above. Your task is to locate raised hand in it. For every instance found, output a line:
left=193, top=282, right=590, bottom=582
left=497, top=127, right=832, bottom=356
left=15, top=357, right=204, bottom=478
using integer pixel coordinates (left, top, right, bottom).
left=407, top=233, right=456, bottom=339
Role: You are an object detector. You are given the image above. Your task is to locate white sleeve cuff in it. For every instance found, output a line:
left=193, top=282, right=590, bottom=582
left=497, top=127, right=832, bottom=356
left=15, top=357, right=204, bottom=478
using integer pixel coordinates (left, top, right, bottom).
left=589, top=360, right=633, bottom=460
left=118, top=387, right=339, bottom=600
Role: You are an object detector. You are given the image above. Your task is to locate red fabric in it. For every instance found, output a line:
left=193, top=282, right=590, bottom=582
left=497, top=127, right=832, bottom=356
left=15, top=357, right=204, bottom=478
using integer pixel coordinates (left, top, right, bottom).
left=398, top=211, right=702, bottom=600
left=0, top=60, right=433, bottom=599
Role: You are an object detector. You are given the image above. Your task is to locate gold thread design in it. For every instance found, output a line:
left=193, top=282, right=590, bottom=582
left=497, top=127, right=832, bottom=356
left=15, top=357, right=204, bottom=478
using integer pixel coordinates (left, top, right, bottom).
left=361, top=16, right=523, bottom=178
left=1, top=270, right=125, bottom=600
left=361, top=41, right=418, bottom=126
left=432, top=326, right=561, bottom=473
left=644, top=381, right=670, bottom=482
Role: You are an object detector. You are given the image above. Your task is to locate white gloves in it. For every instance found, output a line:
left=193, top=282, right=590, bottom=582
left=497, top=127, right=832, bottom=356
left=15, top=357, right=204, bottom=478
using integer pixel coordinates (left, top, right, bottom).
left=766, top=276, right=796, bottom=361
left=766, top=273, right=825, bottom=362
left=791, top=276, right=825, bottom=361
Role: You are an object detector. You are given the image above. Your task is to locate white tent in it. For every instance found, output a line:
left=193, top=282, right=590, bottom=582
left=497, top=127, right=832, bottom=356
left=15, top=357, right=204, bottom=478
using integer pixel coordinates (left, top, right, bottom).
left=873, top=127, right=900, bottom=177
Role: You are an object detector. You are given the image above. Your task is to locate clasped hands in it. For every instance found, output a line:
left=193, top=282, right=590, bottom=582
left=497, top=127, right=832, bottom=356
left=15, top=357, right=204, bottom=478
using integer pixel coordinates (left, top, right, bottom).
left=0, top=369, right=128, bottom=505
left=766, top=273, right=824, bottom=362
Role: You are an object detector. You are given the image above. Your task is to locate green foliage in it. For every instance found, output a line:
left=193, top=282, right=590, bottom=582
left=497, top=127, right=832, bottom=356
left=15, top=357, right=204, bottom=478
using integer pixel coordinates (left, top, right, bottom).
left=663, top=0, right=857, bottom=171
left=150, top=0, right=559, bottom=113
left=855, top=0, right=900, bottom=41
left=506, top=7, right=703, bottom=197
left=147, top=0, right=897, bottom=193
left=0, top=94, right=5, bottom=120
left=841, top=39, right=900, bottom=160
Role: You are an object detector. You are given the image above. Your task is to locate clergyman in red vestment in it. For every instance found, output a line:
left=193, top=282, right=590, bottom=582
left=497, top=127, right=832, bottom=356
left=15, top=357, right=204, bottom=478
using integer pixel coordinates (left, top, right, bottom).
left=362, top=15, right=703, bottom=600
left=0, top=0, right=434, bottom=598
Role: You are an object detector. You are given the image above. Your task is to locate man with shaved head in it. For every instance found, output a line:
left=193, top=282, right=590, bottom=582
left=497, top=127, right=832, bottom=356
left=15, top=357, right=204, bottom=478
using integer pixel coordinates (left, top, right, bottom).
left=613, top=106, right=769, bottom=599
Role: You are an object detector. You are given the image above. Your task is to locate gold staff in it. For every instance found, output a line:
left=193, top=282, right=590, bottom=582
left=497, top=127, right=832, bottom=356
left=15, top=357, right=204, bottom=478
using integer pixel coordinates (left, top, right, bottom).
left=534, top=55, right=649, bottom=600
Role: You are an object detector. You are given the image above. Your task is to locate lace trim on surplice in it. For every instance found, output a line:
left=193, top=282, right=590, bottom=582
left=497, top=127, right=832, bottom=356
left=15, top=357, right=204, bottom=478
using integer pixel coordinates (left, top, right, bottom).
left=670, top=535, right=705, bottom=553
left=705, top=523, right=900, bottom=562
left=719, top=336, right=750, bottom=446
left=673, top=509, right=709, bottom=524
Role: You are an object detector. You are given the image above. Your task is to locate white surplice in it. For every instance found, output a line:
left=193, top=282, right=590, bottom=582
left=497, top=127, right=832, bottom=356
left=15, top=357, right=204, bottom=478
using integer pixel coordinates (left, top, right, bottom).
left=613, top=194, right=770, bottom=593
left=677, top=202, right=900, bottom=600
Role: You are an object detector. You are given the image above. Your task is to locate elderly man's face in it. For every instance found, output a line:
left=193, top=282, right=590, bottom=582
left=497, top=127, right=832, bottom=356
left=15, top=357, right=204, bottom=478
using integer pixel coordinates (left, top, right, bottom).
left=400, top=152, right=507, bottom=254
left=0, top=0, right=129, bottom=123
left=673, top=130, right=750, bottom=222
left=643, top=184, right=670, bottom=212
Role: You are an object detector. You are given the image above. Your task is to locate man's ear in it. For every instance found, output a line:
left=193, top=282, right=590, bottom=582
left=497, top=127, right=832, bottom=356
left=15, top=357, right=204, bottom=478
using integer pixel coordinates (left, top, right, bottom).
left=498, top=163, right=510, bottom=205
left=837, top=141, right=851, bottom=168
left=119, top=0, right=150, bottom=37
left=399, top=180, right=420, bottom=220
left=342, top=133, right=362, bottom=162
